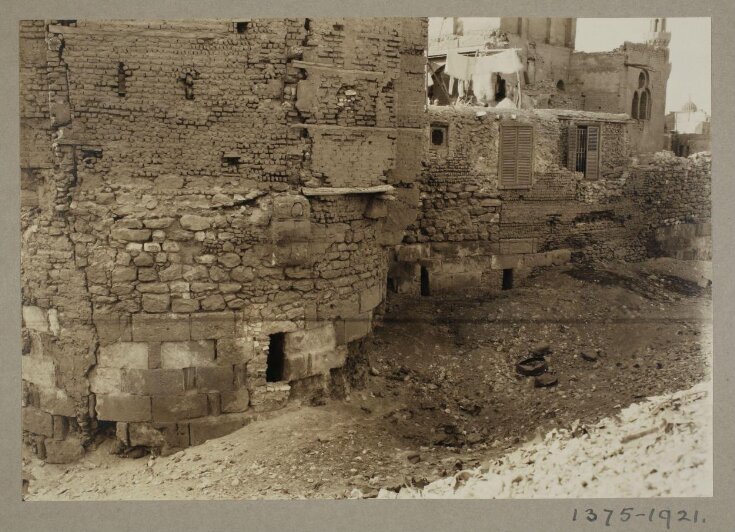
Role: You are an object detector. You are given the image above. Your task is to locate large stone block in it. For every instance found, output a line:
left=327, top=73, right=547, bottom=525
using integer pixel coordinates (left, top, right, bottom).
left=22, top=406, right=54, bottom=437
left=160, top=340, right=215, bottom=368
left=284, top=324, right=336, bottom=356
left=97, top=342, right=149, bottom=369
left=216, top=337, right=255, bottom=365
left=95, top=394, right=152, bottom=422
left=310, top=346, right=348, bottom=374
left=21, top=355, right=56, bottom=388
left=337, top=312, right=372, bottom=344
left=221, top=389, right=250, bottom=413
left=152, top=393, right=208, bottom=422
left=132, top=313, right=190, bottom=342
left=93, top=313, right=133, bottom=345
left=121, top=368, right=186, bottom=395
left=282, top=351, right=310, bottom=381
left=188, top=413, right=251, bottom=446
left=38, top=389, right=76, bottom=417
left=359, top=284, right=383, bottom=312
left=151, top=422, right=191, bottom=449
left=89, top=367, right=123, bottom=394
left=190, top=311, right=235, bottom=340
left=128, top=422, right=167, bottom=447
left=196, top=366, right=234, bottom=391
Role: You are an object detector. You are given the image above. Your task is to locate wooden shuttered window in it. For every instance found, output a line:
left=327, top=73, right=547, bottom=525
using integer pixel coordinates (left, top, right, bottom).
left=499, top=124, right=534, bottom=189
left=566, top=123, right=601, bottom=180
left=585, top=125, right=600, bottom=180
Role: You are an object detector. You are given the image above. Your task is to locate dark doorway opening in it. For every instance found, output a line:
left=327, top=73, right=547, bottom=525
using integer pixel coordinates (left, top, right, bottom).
left=502, top=268, right=514, bottom=290
left=495, top=76, right=507, bottom=102
left=420, top=266, right=430, bottom=296
left=387, top=277, right=397, bottom=293
left=266, top=333, right=286, bottom=382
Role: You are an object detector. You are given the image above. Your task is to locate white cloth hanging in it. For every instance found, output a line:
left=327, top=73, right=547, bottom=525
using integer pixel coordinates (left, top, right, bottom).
left=473, top=49, right=523, bottom=77
left=445, top=50, right=474, bottom=81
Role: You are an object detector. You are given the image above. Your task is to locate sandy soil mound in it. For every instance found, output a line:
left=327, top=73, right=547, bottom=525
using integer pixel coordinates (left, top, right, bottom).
left=378, top=381, right=712, bottom=499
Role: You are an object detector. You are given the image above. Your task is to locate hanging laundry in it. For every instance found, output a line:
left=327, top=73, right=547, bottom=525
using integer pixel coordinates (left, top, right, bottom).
left=445, top=50, right=475, bottom=81
left=473, top=49, right=523, bottom=77
left=473, top=72, right=494, bottom=103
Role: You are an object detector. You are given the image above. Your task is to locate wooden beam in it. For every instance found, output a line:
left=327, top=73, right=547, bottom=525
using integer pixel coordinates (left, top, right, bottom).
left=301, top=185, right=394, bottom=196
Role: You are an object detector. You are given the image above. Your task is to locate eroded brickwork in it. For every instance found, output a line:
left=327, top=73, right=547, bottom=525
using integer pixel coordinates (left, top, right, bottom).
left=20, top=18, right=428, bottom=461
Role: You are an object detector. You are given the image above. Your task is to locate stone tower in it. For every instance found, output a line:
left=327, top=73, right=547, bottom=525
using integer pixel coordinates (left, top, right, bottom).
left=647, top=17, right=671, bottom=48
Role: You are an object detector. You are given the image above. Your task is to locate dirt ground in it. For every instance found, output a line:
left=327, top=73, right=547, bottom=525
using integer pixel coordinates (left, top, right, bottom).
left=23, top=258, right=712, bottom=500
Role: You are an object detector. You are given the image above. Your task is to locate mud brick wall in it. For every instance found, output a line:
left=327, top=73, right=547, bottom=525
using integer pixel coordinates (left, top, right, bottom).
left=20, top=18, right=427, bottom=461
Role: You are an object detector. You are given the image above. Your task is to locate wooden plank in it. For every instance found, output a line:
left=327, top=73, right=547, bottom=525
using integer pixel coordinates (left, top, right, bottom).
left=301, top=185, right=395, bottom=196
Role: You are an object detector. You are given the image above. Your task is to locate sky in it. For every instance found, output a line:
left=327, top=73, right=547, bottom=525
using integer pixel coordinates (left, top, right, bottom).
left=428, top=18, right=711, bottom=114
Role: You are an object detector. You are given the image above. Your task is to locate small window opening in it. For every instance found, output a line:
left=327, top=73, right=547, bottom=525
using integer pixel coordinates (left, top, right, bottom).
left=117, top=62, right=127, bottom=97
left=333, top=24, right=344, bottom=31
left=556, top=79, right=565, bottom=91
left=431, top=126, right=447, bottom=147
left=304, top=18, right=311, bottom=31
left=266, top=333, right=286, bottom=382
left=222, top=153, right=241, bottom=167
left=182, top=71, right=196, bottom=100
left=235, top=21, right=249, bottom=33
left=420, top=266, right=430, bottom=296
left=387, top=277, right=397, bottom=293
left=502, top=268, right=514, bottom=290
left=58, top=20, right=77, bottom=26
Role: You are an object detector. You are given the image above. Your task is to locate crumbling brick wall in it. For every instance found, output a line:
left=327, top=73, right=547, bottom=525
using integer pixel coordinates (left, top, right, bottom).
left=393, top=104, right=710, bottom=295
left=20, top=18, right=427, bottom=461
left=626, top=152, right=712, bottom=260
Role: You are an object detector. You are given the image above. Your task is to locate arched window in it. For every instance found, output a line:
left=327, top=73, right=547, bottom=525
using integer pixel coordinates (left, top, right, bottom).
left=639, top=90, right=649, bottom=120
left=631, top=91, right=639, bottom=119
left=631, top=70, right=652, bottom=120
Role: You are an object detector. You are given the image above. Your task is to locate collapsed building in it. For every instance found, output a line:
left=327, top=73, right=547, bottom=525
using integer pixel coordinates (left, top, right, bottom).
left=19, top=17, right=711, bottom=463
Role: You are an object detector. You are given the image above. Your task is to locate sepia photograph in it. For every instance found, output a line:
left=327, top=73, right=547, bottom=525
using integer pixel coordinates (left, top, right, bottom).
left=18, top=15, right=714, bottom=503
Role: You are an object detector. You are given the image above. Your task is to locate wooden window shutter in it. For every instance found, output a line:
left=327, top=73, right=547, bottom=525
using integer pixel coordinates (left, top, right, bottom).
left=516, top=126, right=533, bottom=187
left=566, top=123, right=578, bottom=171
left=499, top=126, right=518, bottom=188
left=585, top=125, right=600, bottom=180
left=499, top=124, right=534, bottom=188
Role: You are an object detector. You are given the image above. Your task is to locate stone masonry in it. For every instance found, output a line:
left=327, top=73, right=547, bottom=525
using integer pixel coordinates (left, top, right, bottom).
left=390, top=105, right=711, bottom=295
left=20, top=18, right=427, bottom=461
